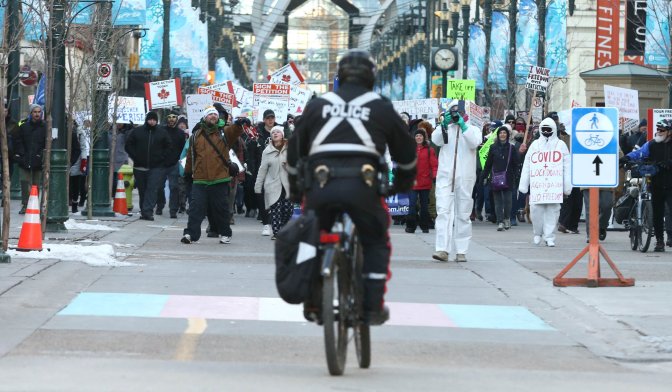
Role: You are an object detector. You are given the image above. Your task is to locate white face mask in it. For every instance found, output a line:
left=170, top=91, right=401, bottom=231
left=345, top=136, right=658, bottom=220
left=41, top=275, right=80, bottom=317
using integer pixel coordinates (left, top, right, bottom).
left=654, top=132, right=669, bottom=143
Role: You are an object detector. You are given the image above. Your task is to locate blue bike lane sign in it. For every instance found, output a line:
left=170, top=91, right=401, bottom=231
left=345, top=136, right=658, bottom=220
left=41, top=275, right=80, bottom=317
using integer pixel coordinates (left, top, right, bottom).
left=571, top=107, right=619, bottom=187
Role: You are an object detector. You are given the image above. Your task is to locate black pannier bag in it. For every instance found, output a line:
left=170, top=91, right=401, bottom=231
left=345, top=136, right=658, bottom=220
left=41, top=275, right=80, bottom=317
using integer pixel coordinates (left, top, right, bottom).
left=613, top=193, right=635, bottom=224
left=275, top=210, right=320, bottom=304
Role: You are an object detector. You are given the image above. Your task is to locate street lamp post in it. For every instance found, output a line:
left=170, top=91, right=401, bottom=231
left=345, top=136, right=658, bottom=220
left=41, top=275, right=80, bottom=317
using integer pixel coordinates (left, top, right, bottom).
left=86, top=2, right=115, bottom=218
left=46, top=0, right=69, bottom=232
left=507, top=0, right=518, bottom=111
left=461, top=0, right=470, bottom=80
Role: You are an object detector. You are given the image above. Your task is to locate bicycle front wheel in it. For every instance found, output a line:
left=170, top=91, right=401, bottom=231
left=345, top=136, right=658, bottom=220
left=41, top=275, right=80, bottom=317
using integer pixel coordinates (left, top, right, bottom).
left=322, top=249, right=347, bottom=376
left=629, top=207, right=639, bottom=251
left=352, top=233, right=371, bottom=369
left=639, top=201, right=654, bottom=252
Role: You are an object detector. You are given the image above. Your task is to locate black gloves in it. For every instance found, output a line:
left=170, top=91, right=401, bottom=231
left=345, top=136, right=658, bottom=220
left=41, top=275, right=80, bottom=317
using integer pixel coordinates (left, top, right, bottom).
left=618, top=155, right=630, bottom=167
left=234, top=117, right=251, bottom=127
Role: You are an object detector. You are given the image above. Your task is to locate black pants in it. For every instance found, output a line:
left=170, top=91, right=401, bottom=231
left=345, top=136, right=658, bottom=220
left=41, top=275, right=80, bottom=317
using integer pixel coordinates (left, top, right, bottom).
left=652, top=189, right=672, bottom=240
left=184, top=182, right=232, bottom=241
left=134, top=167, right=166, bottom=218
left=243, top=175, right=258, bottom=211
left=305, top=177, right=390, bottom=312
left=69, top=175, right=87, bottom=204
left=559, top=187, right=583, bottom=231
left=156, top=164, right=180, bottom=214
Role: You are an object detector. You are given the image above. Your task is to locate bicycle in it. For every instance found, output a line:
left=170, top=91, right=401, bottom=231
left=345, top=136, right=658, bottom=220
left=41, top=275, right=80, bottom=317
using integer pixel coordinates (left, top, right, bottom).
left=624, top=161, right=658, bottom=252
left=319, top=210, right=371, bottom=376
left=584, top=134, right=604, bottom=147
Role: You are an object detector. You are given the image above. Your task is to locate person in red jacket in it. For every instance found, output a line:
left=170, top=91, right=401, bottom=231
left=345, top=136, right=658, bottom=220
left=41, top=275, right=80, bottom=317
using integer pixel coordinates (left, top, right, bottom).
left=406, top=124, right=438, bottom=233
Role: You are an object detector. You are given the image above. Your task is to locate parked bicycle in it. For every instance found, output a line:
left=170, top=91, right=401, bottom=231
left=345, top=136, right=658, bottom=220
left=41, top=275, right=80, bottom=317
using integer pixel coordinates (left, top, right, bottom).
left=623, top=161, right=658, bottom=252
left=319, top=210, right=370, bottom=376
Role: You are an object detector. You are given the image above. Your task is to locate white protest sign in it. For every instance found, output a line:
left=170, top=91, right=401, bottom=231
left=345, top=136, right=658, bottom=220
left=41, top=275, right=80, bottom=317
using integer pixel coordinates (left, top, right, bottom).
left=269, top=61, right=305, bottom=86
left=253, top=83, right=291, bottom=122
left=528, top=148, right=565, bottom=204
left=647, top=108, right=672, bottom=140
left=205, top=81, right=234, bottom=93
left=198, top=87, right=235, bottom=113
left=108, top=96, right=145, bottom=124
left=145, top=78, right=182, bottom=109
left=604, top=85, right=639, bottom=120
left=531, top=96, right=544, bottom=123
left=466, top=101, right=485, bottom=130
left=525, top=66, right=550, bottom=92
left=414, top=99, right=439, bottom=120
left=289, top=86, right=311, bottom=116
left=185, top=94, right=212, bottom=131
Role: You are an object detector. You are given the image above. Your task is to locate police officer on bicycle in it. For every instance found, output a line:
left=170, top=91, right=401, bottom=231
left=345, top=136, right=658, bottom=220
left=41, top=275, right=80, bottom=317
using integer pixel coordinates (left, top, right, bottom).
left=621, top=119, right=672, bottom=251
left=286, top=49, right=416, bottom=325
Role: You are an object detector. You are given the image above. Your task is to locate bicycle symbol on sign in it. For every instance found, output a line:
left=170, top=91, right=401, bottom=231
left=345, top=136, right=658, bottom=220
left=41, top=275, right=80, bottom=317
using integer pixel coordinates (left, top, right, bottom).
left=584, top=134, right=604, bottom=147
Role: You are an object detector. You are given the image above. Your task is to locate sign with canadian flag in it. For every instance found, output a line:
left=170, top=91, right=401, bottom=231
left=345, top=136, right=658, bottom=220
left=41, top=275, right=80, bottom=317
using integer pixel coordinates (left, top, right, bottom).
left=145, top=78, right=182, bottom=110
left=268, top=61, right=305, bottom=86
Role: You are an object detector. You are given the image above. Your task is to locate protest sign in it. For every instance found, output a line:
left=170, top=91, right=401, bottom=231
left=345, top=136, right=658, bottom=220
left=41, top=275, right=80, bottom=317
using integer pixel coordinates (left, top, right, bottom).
left=446, top=79, right=476, bottom=100
left=525, top=66, right=550, bottom=92
left=198, top=86, right=235, bottom=113
left=185, top=94, right=212, bottom=131
left=204, top=81, right=235, bottom=93
left=466, top=102, right=485, bottom=129
left=269, top=61, right=305, bottom=86
left=108, top=96, right=145, bottom=124
left=647, top=108, right=672, bottom=140
left=414, top=99, right=439, bottom=119
left=604, top=85, right=639, bottom=120
left=253, top=83, right=291, bottom=122
left=528, top=148, right=565, bottom=204
left=289, top=86, right=311, bottom=116
left=145, top=78, right=182, bottom=109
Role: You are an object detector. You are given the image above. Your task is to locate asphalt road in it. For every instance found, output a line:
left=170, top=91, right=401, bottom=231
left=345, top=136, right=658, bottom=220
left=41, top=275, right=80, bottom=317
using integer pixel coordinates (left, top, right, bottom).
left=1, top=203, right=671, bottom=391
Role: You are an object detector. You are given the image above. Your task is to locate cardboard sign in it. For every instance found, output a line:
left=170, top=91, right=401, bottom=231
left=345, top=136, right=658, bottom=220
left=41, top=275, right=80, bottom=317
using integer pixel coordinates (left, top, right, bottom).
left=185, top=94, right=212, bottom=131
left=446, top=79, right=476, bottom=101
left=525, top=66, right=550, bottom=92
left=528, top=147, right=565, bottom=204
left=145, top=78, right=182, bottom=109
left=269, top=61, right=305, bottom=86
left=253, top=83, right=291, bottom=122
left=197, top=87, right=235, bottom=113
left=467, top=102, right=485, bottom=129
left=289, top=86, right=311, bottom=116
left=108, top=95, right=145, bottom=124
left=604, top=85, right=639, bottom=120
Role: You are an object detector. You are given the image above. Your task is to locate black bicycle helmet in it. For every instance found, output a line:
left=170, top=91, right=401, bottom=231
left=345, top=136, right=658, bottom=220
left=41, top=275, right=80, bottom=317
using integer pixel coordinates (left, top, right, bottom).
left=337, top=49, right=376, bottom=90
left=655, top=118, right=672, bottom=131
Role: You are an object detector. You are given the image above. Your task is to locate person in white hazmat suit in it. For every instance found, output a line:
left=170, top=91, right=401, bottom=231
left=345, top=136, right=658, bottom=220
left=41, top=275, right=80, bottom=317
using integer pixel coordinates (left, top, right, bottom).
left=518, top=117, right=572, bottom=247
left=431, top=105, right=481, bottom=262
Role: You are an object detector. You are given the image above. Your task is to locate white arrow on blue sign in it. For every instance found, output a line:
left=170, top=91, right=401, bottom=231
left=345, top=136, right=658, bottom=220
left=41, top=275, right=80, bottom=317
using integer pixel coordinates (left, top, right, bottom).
left=571, top=107, right=619, bottom=187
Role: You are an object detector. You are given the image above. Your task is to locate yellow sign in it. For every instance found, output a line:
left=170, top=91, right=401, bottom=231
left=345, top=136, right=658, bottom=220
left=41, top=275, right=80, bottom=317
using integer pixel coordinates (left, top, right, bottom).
left=446, top=79, right=476, bottom=101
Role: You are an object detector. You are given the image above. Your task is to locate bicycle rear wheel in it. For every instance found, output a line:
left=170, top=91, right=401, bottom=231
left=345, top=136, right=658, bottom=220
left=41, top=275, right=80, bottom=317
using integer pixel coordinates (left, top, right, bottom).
left=639, top=201, right=654, bottom=253
left=351, top=233, right=371, bottom=369
left=322, top=248, right=347, bottom=376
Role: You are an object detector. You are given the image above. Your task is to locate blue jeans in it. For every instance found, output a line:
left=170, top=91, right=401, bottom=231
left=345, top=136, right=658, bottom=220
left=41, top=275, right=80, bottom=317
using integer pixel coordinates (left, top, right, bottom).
left=407, top=189, right=430, bottom=230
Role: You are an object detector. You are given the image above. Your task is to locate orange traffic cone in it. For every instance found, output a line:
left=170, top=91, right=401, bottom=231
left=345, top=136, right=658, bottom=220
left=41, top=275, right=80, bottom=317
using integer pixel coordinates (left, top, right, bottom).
left=113, top=173, right=128, bottom=215
left=17, top=185, right=42, bottom=252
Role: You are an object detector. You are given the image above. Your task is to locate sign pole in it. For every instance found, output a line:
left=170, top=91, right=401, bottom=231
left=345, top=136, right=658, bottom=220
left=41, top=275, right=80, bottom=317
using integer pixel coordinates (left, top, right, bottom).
left=522, top=90, right=537, bottom=147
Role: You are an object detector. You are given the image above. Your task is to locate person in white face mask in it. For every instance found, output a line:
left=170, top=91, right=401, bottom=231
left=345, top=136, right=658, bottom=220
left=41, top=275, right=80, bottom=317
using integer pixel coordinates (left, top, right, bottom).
left=518, top=118, right=572, bottom=247
left=621, top=119, right=672, bottom=251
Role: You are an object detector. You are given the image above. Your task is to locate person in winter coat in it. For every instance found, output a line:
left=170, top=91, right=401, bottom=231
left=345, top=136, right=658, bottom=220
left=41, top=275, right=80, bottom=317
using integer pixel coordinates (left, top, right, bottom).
left=406, top=125, right=438, bottom=233
left=518, top=117, right=572, bottom=247
left=254, top=126, right=292, bottom=239
left=69, top=121, right=88, bottom=213
left=108, top=122, right=131, bottom=196
left=247, top=109, right=276, bottom=234
left=156, top=111, right=187, bottom=218
left=431, top=105, right=481, bottom=262
left=180, top=107, right=247, bottom=244
left=14, top=104, right=46, bottom=214
left=125, top=111, right=172, bottom=221
left=481, top=124, right=519, bottom=231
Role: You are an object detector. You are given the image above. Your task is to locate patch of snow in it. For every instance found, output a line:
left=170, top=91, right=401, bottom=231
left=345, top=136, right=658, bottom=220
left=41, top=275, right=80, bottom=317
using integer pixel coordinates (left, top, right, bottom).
left=7, top=243, right=136, bottom=267
left=64, top=219, right=119, bottom=231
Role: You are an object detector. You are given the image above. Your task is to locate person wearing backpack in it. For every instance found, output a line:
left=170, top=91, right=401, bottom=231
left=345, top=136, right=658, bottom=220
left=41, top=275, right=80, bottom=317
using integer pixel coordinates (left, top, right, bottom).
left=481, top=124, right=519, bottom=231
left=180, top=107, right=248, bottom=244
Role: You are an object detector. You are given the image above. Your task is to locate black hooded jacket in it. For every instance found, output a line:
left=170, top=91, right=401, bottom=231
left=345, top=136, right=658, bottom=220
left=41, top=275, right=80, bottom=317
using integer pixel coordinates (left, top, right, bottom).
left=125, top=113, right=171, bottom=169
left=14, top=117, right=47, bottom=170
left=482, top=127, right=520, bottom=187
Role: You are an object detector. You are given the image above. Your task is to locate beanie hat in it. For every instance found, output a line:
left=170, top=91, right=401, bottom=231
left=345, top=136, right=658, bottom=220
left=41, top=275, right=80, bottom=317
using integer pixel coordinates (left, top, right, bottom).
left=639, top=118, right=647, bottom=127
left=145, top=111, right=158, bottom=122
left=28, top=104, right=42, bottom=113
left=176, top=117, right=188, bottom=128
left=270, top=125, right=284, bottom=137
left=203, top=106, right=219, bottom=118
left=505, top=114, right=516, bottom=123
left=263, top=109, right=276, bottom=119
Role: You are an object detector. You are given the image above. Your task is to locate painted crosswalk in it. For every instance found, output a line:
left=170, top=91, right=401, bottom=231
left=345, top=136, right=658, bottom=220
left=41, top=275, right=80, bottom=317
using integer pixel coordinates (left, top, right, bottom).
left=58, top=292, right=554, bottom=331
